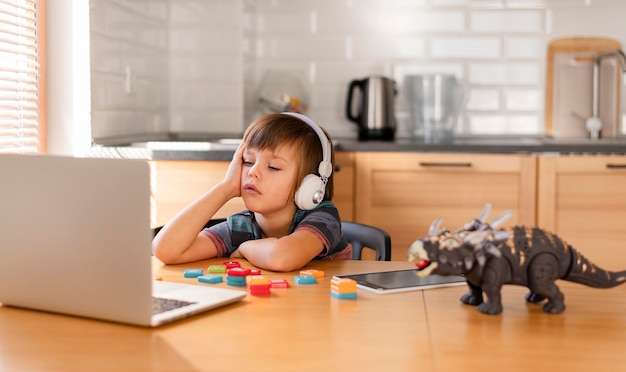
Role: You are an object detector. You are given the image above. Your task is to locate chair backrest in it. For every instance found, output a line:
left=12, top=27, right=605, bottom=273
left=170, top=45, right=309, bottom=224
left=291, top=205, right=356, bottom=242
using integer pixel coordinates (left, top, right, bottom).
left=342, top=221, right=392, bottom=261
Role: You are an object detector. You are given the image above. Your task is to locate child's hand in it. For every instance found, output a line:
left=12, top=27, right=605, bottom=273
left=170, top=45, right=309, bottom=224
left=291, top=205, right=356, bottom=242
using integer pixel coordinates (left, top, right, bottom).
left=222, top=143, right=245, bottom=197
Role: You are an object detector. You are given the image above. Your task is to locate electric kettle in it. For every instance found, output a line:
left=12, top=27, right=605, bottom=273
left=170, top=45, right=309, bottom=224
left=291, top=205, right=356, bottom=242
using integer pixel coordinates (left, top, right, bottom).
left=346, top=76, right=397, bottom=141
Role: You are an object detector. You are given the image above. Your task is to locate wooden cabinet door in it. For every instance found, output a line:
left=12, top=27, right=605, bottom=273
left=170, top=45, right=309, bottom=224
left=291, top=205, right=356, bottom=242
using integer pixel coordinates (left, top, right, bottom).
left=355, top=152, right=537, bottom=260
left=150, top=160, right=245, bottom=228
left=537, top=155, right=626, bottom=269
left=333, top=152, right=355, bottom=222
left=151, top=154, right=355, bottom=228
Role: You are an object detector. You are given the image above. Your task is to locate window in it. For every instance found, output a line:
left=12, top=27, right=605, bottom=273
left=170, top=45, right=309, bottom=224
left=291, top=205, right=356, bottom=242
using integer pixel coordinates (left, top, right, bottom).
left=0, top=0, right=44, bottom=154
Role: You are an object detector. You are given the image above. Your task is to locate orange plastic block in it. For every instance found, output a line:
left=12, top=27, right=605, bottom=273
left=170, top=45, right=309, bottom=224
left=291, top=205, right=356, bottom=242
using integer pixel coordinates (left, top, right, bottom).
left=300, top=269, right=324, bottom=278
left=330, top=278, right=357, bottom=293
left=246, top=275, right=270, bottom=286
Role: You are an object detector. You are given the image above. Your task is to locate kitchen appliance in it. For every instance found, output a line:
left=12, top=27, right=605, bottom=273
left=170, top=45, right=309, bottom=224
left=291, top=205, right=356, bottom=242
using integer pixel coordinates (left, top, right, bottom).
left=346, top=76, right=397, bottom=141
left=545, top=37, right=624, bottom=138
left=404, top=74, right=466, bottom=143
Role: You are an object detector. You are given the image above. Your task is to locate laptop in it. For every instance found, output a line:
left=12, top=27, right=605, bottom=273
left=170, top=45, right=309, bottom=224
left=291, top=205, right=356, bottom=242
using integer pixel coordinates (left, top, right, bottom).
left=0, top=154, right=246, bottom=327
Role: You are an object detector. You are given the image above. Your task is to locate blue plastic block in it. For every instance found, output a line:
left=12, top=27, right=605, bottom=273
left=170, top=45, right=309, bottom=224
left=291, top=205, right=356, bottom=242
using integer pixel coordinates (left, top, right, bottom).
left=198, top=274, right=223, bottom=284
left=331, top=291, right=357, bottom=299
left=294, top=275, right=317, bottom=284
left=183, top=269, right=203, bottom=278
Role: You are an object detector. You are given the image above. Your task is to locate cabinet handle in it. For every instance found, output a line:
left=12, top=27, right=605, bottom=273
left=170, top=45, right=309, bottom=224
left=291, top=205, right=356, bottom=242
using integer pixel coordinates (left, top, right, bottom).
left=606, top=164, right=626, bottom=169
left=419, top=162, right=472, bottom=168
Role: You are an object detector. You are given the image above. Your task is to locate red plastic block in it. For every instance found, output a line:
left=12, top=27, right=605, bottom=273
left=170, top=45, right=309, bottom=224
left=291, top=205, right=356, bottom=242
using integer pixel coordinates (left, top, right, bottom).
left=222, top=261, right=241, bottom=269
left=269, top=279, right=289, bottom=288
left=227, top=267, right=251, bottom=276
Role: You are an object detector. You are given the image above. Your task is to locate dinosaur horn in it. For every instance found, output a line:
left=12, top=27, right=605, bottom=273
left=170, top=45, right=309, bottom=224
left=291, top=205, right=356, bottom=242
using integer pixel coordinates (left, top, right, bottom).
left=477, top=202, right=492, bottom=222
left=427, top=217, right=443, bottom=237
left=488, top=210, right=514, bottom=229
left=464, top=230, right=489, bottom=247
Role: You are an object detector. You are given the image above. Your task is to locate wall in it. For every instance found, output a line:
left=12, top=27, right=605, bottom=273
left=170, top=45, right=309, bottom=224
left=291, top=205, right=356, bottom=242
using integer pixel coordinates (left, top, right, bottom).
left=89, top=0, right=243, bottom=145
left=81, top=0, right=626, bottom=150
left=249, top=0, right=626, bottom=139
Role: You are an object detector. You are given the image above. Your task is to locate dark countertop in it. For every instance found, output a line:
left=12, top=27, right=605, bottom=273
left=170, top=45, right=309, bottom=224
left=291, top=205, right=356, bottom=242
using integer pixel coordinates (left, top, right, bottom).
left=87, top=136, right=626, bottom=160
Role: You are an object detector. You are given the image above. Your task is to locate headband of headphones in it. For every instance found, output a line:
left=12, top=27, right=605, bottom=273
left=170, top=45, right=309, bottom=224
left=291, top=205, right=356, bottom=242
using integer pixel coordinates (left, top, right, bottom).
left=282, top=112, right=333, bottom=179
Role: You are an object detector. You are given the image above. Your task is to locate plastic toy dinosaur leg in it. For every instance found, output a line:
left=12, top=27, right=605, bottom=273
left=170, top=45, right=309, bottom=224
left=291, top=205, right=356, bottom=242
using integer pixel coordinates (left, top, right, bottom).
left=525, top=292, right=546, bottom=303
left=477, top=266, right=505, bottom=315
left=527, top=254, right=565, bottom=314
left=460, top=281, right=483, bottom=306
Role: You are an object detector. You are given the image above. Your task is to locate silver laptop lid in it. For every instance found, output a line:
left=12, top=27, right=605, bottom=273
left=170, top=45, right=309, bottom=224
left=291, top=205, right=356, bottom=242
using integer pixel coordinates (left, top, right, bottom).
left=0, top=154, right=154, bottom=325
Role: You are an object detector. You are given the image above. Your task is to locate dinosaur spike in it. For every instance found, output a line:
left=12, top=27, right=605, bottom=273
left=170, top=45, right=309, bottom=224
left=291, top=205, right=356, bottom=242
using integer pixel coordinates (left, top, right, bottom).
left=487, top=210, right=514, bottom=229
left=492, top=230, right=511, bottom=243
left=428, top=217, right=443, bottom=237
left=484, top=243, right=502, bottom=257
left=464, top=230, right=488, bottom=247
left=477, top=202, right=492, bottom=222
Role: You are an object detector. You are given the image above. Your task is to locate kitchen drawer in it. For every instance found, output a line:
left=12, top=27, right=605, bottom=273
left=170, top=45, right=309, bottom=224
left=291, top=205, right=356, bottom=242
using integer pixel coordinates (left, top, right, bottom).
left=355, top=152, right=537, bottom=260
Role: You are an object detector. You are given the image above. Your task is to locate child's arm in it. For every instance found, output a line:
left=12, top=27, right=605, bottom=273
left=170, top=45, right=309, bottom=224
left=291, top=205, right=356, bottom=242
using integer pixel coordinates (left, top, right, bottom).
left=152, top=144, right=244, bottom=264
left=232, top=230, right=324, bottom=272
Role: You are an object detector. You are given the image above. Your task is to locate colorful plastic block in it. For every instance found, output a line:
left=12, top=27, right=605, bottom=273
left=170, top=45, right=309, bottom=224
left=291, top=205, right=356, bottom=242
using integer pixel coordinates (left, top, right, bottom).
left=331, top=278, right=357, bottom=293
left=226, top=275, right=247, bottom=286
left=249, top=268, right=261, bottom=275
left=222, top=261, right=241, bottom=269
left=207, top=265, right=227, bottom=274
left=331, top=291, right=357, bottom=299
left=198, top=274, right=223, bottom=284
left=247, top=276, right=270, bottom=286
left=249, top=285, right=271, bottom=296
left=183, top=269, right=203, bottom=278
left=227, top=267, right=251, bottom=276
left=300, top=269, right=324, bottom=278
left=294, top=275, right=317, bottom=284
left=269, top=279, right=289, bottom=288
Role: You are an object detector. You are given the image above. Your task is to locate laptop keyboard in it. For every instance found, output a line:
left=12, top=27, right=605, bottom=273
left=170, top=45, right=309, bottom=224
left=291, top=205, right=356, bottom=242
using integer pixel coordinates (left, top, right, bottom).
left=152, top=297, right=197, bottom=315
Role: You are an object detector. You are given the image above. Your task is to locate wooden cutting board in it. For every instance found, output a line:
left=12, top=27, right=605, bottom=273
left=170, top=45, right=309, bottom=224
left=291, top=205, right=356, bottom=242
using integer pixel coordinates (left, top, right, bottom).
left=545, top=37, right=622, bottom=138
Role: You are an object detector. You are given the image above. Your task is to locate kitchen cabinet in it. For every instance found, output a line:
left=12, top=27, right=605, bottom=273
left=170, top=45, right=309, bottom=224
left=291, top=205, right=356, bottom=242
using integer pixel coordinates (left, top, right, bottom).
left=354, top=152, right=537, bottom=260
left=150, top=160, right=245, bottom=228
left=150, top=152, right=355, bottom=228
left=537, top=154, right=626, bottom=269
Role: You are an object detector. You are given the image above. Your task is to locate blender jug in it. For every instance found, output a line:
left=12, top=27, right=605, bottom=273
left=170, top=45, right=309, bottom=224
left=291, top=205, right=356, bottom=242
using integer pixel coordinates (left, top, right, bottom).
left=404, top=74, right=466, bottom=142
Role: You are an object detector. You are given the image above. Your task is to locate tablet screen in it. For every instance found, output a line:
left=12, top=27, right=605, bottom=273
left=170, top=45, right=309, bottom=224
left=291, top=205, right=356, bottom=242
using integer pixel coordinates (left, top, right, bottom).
left=334, top=269, right=465, bottom=294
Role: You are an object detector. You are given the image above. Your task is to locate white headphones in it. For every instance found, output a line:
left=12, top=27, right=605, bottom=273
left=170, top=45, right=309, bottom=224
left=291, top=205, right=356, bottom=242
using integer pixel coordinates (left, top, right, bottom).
left=283, top=112, right=333, bottom=210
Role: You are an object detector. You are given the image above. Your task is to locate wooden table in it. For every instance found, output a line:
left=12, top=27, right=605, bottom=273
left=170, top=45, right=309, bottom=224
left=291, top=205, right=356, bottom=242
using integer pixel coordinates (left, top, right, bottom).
left=1, top=258, right=626, bottom=371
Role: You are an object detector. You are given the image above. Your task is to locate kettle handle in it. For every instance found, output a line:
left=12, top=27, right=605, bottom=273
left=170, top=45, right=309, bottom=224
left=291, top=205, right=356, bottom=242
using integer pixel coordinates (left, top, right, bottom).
left=346, top=79, right=363, bottom=125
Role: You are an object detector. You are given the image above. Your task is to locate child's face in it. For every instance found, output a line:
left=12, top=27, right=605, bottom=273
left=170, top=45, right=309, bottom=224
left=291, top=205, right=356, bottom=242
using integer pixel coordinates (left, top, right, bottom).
left=241, top=143, right=299, bottom=214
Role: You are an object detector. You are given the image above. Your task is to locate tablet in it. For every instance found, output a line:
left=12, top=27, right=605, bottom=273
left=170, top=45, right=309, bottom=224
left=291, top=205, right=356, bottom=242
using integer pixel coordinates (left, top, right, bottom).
left=334, top=269, right=466, bottom=294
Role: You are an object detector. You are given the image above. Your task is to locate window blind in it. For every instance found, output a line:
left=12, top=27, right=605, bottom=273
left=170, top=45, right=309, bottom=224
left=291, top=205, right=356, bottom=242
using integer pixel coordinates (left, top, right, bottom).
left=0, top=0, right=39, bottom=153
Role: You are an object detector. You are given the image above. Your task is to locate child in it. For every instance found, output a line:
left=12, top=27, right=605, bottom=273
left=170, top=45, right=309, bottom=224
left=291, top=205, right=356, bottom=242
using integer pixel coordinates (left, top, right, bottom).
left=152, top=112, right=351, bottom=271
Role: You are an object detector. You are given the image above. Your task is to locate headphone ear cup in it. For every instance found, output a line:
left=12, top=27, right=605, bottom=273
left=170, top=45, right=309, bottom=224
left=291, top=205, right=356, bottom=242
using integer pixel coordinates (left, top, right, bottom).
left=295, top=174, right=325, bottom=210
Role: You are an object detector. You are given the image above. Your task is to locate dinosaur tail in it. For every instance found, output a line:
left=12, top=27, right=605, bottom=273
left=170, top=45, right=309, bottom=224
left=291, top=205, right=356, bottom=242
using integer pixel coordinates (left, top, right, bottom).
left=565, top=247, right=626, bottom=288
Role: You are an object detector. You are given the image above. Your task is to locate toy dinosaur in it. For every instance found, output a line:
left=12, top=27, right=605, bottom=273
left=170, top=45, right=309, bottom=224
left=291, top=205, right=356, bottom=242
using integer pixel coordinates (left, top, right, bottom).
left=407, top=203, right=626, bottom=315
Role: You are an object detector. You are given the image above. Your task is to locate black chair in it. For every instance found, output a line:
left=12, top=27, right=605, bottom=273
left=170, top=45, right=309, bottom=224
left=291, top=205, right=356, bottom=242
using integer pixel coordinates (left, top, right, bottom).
left=154, top=219, right=392, bottom=261
left=342, top=221, right=392, bottom=261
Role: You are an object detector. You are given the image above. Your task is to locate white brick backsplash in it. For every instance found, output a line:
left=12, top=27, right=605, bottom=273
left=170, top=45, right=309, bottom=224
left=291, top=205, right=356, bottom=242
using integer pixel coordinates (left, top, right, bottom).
left=467, top=88, right=501, bottom=110
left=471, top=10, right=545, bottom=33
left=504, top=36, right=544, bottom=59
left=469, top=63, right=541, bottom=85
left=90, top=0, right=626, bottom=140
left=504, top=88, right=543, bottom=110
left=394, top=11, right=466, bottom=33
left=431, top=37, right=501, bottom=58
left=352, top=36, right=426, bottom=60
